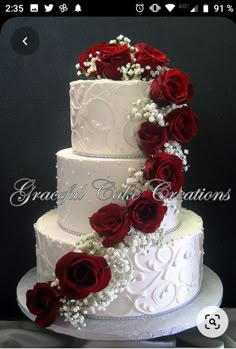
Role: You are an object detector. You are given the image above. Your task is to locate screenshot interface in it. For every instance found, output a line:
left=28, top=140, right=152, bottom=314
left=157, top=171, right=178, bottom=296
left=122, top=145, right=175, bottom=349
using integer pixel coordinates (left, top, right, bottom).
left=0, top=1, right=236, bottom=347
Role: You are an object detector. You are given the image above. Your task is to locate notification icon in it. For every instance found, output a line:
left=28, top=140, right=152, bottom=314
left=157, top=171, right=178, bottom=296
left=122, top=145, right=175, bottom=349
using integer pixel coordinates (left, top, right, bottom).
left=59, top=3, right=68, bottom=12
left=75, top=4, right=82, bottom=12
left=30, top=4, right=39, bottom=12
left=44, top=4, right=54, bottom=12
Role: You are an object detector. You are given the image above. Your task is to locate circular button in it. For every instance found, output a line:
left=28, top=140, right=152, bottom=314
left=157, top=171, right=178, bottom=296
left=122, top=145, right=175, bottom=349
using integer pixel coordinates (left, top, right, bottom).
left=11, top=27, right=39, bottom=55
left=197, top=306, right=229, bottom=338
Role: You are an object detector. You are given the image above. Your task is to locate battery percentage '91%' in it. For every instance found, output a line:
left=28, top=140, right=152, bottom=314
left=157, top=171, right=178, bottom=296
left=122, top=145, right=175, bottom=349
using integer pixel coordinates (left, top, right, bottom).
left=214, top=4, right=234, bottom=12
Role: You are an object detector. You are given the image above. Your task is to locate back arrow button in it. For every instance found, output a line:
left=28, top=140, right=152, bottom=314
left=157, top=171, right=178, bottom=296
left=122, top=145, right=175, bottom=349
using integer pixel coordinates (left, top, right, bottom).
left=11, top=27, right=40, bottom=55
left=23, top=37, right=28, bottom=46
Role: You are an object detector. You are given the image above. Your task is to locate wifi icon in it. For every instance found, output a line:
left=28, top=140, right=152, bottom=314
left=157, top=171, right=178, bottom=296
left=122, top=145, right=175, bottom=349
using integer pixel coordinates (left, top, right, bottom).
left=165, top=3, right=176, bottom=12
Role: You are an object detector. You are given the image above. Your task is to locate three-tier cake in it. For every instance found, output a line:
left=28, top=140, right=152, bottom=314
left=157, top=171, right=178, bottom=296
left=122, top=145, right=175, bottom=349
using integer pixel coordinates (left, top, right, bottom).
left=26, top=35, right=204, bottom=329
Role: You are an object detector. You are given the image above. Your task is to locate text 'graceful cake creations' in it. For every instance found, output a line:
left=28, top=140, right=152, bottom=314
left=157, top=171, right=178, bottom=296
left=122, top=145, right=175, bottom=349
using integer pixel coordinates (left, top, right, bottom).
left=26, top=35, right=204, bottom=329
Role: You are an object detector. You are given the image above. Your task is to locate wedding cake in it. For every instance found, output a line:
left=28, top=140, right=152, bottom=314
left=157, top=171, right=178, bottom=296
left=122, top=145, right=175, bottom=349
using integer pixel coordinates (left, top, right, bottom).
left=26, top=35, right=203, bottom=329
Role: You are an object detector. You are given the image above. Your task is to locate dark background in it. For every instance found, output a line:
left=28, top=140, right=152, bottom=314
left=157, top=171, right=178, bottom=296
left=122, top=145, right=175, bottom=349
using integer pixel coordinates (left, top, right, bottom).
left=0, top=17, right=235, bottom=318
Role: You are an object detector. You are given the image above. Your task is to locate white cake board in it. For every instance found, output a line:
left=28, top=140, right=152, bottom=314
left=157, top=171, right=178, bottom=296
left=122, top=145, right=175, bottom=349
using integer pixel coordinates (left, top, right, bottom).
left=17, top=265, right=223, bottom=341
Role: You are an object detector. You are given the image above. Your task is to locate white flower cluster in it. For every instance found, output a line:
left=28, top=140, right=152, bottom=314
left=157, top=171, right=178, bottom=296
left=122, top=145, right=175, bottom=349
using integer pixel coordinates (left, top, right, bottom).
left=148, top=65, right=167, bottom=79
left=164, top=141, right=189, bottom=171
left=58, top=234, right=132, bottom=330
left=121, top=167, right=145, bottom=194
left=123, top=226, right=165, bottom=254
left=75, top=54, right=99, bottom=78
left=118, top=62, right=144, bottom=81
left=75, top=232, right=102, bottom=254
left=128, top=98, right=169, bottom=127
left=128, top=98, right=186, bottom=127
left=109, top=34, right=134, bottom=49
left=118, top=63, right=167, bottom=81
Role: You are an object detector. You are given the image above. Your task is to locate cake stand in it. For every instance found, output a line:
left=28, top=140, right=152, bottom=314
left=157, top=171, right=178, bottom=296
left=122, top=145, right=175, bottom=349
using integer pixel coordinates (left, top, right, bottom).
left=17, top=265, right=223, bottom=342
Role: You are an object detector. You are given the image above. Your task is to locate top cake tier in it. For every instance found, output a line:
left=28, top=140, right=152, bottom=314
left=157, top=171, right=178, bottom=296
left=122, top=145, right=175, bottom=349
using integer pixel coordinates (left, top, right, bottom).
left=70, top=80, right=150, bottom=157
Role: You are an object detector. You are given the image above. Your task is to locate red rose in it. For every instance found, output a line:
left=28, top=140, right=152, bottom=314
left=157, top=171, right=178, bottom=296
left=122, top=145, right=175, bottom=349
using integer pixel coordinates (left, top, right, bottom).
left=135, top=43, right=170, bottom=76
left=144, top=152, right=184, bottom=194
left=78, top=42, right=106, bottom=76
left=96, top=44, right=132, bottom=80
left=150, top=68, right=194, bottom=106
left=166, top=106, right=198, bottom=143
left=55, top=252, right=111, bottom=300
left=127, top=190, right=167, bottom=233
left=26, top=283, right=61, bottom=328
left=138, top=122, right=168, bottom=155
left=90, top=203, right=131, bottom=247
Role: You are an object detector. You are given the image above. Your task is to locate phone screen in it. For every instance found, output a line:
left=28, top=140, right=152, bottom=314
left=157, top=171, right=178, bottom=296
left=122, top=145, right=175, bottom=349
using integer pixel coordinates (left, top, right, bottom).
left=0, top=1, right=235, bottom=345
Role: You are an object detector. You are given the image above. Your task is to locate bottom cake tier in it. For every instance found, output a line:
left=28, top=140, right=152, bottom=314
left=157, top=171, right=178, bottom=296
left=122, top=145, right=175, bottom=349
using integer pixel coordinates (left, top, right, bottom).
left=34, top=208, right=204, bottom=318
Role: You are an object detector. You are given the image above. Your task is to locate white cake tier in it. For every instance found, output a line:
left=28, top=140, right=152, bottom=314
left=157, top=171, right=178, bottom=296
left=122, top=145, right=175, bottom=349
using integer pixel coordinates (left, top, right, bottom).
left=57, top=148, right=182, bottom=235
left=70, top=80, right=150, bottom=157
left=35, top=208, right=203, bottom=317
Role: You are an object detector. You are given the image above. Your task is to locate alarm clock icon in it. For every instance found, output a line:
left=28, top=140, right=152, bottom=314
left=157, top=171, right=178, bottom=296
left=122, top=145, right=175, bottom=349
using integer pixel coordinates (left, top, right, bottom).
left=136, top=4, right=145, bottom=13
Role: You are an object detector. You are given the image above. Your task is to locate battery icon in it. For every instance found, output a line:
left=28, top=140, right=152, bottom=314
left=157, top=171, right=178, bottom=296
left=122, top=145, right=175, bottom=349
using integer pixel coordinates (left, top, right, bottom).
left=203, top=4, right=209, bottom=12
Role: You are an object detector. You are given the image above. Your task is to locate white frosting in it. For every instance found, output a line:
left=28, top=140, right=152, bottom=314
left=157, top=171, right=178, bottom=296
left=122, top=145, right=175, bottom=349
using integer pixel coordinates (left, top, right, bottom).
left=34, top=78, right=204, bottom=320
left=93, top=209, right=203, bottom=317
left=35, top=208, right=203, bottom=317
left=70, top=80, right=150, bottom=156
left=57, top=148, right=182, bottom=235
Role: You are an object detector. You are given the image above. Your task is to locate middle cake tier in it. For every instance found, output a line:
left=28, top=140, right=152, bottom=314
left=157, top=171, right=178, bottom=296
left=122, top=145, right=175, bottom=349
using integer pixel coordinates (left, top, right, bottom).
left=57, top=148, right=182, bottom=235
